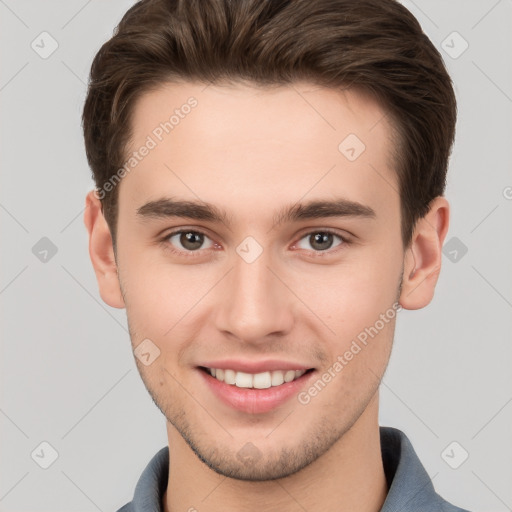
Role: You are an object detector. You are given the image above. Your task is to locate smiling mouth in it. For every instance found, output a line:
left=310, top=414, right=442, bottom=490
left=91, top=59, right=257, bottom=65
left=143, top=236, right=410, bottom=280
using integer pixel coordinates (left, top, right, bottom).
left=199, top=366, right=315, bottom=389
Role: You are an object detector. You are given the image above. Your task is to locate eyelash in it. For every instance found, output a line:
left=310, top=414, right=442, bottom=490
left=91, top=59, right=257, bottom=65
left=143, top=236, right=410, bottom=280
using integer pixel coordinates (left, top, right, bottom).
left=159, top=228, right=350, bottom=259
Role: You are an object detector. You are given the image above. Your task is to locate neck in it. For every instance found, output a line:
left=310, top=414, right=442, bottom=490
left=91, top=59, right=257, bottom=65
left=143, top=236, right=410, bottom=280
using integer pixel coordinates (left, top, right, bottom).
left=163, top=393, right=387, bottom=512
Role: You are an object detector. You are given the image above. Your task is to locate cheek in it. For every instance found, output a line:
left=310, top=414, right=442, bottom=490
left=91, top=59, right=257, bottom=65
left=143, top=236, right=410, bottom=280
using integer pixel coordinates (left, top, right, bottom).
left=300, top=299, right=397, bottom=412
left=118, top=250, right=220, bottom=344
left=296, top=253, right=401, bottom=332
left=287, top=243, right=402, bottom=370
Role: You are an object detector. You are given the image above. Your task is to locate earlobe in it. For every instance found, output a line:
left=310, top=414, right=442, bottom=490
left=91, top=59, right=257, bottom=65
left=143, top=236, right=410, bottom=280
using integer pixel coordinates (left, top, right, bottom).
left=399, top=197, right=450, bottom=310
left=83, top=191, right=125, bottom=309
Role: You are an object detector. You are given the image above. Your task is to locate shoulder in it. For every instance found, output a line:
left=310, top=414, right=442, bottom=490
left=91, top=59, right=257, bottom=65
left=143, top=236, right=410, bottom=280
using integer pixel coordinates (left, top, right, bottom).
left=380, top=426, right=473, bottom=512
left=115, top=503, right=133, bottom=512
left=114, top=446, right=169, bottom=512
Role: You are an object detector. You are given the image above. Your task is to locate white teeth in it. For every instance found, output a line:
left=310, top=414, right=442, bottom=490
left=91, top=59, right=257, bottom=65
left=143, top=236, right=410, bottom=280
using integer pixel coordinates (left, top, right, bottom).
left=284, top=370, right=296, bottom=383
left=235, top=371, right=253, bottom=388
left=224, top=369, right=236, bottom=385
left=208, top=368, right=307, bottom=388
left=253, top=372, right=272, bottom=389
left=271, top=371, right=284, bottom=387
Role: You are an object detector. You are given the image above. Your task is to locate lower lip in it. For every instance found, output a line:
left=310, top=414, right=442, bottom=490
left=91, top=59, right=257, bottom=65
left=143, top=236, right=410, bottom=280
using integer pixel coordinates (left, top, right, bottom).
left=198, top=368, right=315, bottom=414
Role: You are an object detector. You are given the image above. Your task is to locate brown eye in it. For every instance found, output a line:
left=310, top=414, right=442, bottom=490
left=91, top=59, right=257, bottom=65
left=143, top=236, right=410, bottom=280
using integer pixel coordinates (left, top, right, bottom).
left=296, top=231, right=344, bottom=252
left=167, top=230, right=214, bottom=251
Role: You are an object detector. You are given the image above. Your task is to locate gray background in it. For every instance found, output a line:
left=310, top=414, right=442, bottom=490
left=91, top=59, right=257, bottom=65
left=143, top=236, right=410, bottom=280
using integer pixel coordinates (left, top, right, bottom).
left=0, top=0, right=511, bottom=510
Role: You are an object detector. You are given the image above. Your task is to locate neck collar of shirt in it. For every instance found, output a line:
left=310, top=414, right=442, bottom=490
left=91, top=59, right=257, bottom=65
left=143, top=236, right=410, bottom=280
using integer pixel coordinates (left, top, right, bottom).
left=120, top=426, right=469, bottom=512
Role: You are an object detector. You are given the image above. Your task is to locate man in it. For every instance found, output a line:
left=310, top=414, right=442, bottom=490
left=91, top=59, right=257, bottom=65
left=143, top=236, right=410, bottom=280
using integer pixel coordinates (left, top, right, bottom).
left=82, top=0, right=469, bottom=510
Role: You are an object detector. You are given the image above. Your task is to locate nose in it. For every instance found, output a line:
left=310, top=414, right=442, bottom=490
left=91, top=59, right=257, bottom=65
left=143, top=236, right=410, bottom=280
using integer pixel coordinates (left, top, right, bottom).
left=214, top=249, right=294, bottom=345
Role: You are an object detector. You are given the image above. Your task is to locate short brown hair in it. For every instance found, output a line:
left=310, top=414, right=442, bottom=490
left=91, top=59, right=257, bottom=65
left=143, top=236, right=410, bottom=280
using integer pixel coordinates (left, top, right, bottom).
left=82, top=0, right=456, bottom=248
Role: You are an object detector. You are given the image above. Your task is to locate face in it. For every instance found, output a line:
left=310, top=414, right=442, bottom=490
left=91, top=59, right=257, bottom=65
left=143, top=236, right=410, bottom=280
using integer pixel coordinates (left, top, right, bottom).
left=114, top=82, right=405, bottom=480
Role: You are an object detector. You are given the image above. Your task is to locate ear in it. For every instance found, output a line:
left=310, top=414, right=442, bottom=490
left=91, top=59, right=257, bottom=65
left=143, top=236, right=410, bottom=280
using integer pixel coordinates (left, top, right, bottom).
left=399, top=196, right=450, bottom=310
left=83, top=191, right=125, bottom=309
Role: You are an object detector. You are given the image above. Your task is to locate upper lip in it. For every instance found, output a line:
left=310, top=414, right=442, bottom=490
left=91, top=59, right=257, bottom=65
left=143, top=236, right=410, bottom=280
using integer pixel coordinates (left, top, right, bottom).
left=199, top=359, right=314, bottom=373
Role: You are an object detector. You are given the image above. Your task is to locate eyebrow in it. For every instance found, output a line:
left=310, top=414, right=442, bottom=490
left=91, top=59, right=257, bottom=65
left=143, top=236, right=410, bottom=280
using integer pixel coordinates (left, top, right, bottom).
left=136, top=197, right=376, bottom=228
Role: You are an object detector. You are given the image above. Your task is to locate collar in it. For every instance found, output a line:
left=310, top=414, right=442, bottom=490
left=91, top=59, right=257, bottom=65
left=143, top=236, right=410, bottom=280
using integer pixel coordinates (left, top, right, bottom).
left=118, top=426, right=470, bottom=512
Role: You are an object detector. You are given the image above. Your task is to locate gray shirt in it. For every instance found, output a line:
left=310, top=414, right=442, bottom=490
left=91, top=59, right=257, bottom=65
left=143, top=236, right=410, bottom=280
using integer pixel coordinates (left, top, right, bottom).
left=117, top=426, right=470, bottom=512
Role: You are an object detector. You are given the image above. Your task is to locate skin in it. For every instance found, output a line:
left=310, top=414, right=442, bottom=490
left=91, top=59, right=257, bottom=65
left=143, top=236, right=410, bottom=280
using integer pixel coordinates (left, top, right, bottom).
left=84, top=82, right=449, bottom=512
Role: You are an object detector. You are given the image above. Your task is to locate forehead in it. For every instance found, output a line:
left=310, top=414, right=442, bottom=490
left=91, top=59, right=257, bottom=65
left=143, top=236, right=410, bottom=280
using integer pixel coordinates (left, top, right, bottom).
left=129, top=81, right=391, bottom=151
left=120, top=81, right=398, bottom=223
